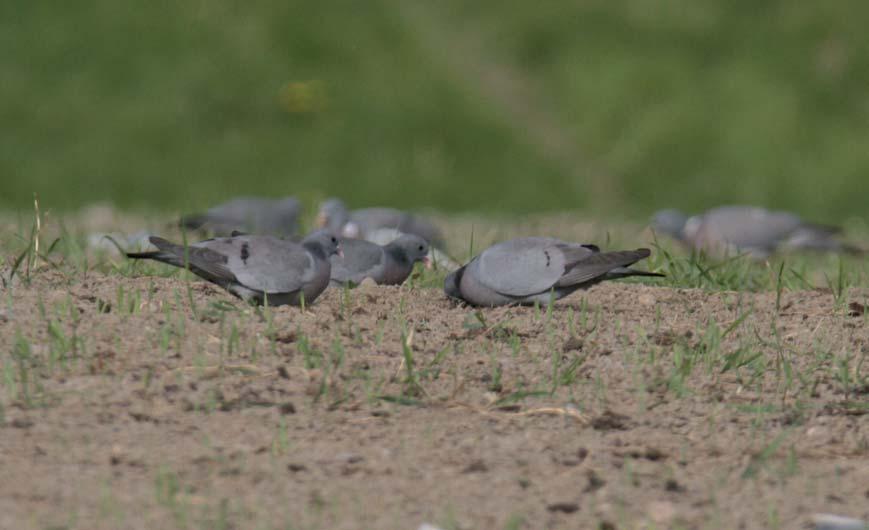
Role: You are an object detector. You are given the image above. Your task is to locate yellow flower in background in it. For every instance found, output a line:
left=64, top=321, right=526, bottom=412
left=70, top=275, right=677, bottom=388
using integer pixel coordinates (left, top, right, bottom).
left=278, top=80, right=327, bottom=113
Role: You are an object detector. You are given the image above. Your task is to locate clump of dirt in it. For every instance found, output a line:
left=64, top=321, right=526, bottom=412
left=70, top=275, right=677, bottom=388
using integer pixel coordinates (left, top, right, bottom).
left=0, top=265, right=867, bottom=529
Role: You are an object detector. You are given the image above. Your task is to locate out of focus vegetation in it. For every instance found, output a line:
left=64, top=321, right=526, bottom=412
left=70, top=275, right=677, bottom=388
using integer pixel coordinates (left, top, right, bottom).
left=2, top=1, right=868, bottom=221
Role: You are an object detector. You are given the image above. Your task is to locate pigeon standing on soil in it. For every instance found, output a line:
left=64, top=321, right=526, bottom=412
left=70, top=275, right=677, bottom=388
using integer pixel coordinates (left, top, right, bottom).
left=330, top=234, right=431, bottom=286
left=339, top=226, right=460, bottom=271
left=180, top=196, right=302, bottom=237
left=444, top=238, right=663, bottom=307
left=651, top=206, right=859, bottom=258
left=316, top=198, right=446, bottom=249
left=126, top=230, right=340, bottom=306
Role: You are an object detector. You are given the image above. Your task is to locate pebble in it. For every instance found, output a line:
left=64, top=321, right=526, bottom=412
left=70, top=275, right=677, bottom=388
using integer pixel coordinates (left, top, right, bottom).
left=638, top=293, right=656, bottom=306
left=647, top=500, right=676, bottom=524
left=813, top=514, right=867, bottom=530
left=357, top=277, right=378, bottom=289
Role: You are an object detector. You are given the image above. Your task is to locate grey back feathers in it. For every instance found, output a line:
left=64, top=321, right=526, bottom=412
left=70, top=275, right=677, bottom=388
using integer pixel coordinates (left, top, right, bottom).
left=181, top=196, right=302, bottom=237
left=317, top=197, right=445, bottom=249
left=126, top=230, right=340, bottom=306
left=331, top=234, right=430, bottom=286
left=444, top=237, right=663, bottom=307
left=651, top=206, right=855, bottom=258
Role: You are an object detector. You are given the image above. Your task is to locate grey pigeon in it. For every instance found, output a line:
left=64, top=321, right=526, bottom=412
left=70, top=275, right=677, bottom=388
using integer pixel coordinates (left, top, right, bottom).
left=126, top=230, right=340, bottom=306
left=330, top=234, right=431, bottom=286
left=316, top=198, right=445, bottom=249
left=181, top=196, right=302, bottom=237
left=444, top=238, right=663, bottom=307
left=343, top=226, right=459, bottom=271
left=651, top=206, right=859, bottom=258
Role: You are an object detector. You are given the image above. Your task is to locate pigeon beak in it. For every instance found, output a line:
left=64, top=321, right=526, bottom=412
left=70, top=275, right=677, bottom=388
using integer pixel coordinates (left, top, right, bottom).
left=315, top=213, right=327, bottom=228
left=336, top=245, right=344, bottom=259
left=422, top=256, right=433, bottom=269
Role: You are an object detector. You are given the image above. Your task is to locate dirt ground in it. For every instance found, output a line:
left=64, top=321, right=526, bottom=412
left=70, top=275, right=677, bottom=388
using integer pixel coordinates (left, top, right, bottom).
left=1, top=258, right=867, bottom=530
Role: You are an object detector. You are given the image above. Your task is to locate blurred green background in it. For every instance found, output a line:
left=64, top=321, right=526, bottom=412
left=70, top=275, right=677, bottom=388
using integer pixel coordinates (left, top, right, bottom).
left=2, top=0, right=868, bottom=221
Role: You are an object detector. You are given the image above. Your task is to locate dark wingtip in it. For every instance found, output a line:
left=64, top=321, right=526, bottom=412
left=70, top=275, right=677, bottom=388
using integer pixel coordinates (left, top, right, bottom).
left=635, top=248, right=652, bottom=258
left=125, top=250, right=158, bottom=259
left=179, top=214, right=205, bottom=230
left=125, top=236, right=169, bottom=259
left=148, top=236, right=171, bottom=246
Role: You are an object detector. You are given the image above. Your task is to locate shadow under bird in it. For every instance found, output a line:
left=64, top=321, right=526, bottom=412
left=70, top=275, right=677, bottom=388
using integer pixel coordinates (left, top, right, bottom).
left=180, top=196, right=302, bottom=237
left=126, top=230, right=340, bottom=307
left=651, top=206, right=861, bottom=259
left=330, top=234, right=431, bottom=287
left=316, top=197, right=446, bottom=249
left=444, top=238, right=663, bottom=307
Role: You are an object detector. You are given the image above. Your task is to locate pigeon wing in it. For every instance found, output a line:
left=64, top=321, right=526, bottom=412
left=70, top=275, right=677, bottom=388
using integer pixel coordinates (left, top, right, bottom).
left=475, top=238, right=569, bottom=296
left=149, top=237, right=237, bottom=283
left=702, top=206, right=802, bottom=249
left=332, top=238, right=385, bottom=283
left=556, top=248, right=652, bottom=287
left=196, top=236, right=311, bottom=294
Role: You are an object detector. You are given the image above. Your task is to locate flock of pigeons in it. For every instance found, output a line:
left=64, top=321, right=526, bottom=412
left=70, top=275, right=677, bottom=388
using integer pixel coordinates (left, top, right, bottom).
left=125, top=197, right=860, bottom=308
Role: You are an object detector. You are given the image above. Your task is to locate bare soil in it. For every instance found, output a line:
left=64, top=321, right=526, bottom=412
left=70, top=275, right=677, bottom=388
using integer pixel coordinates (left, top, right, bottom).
left=1, top=265, right=867, bottom=529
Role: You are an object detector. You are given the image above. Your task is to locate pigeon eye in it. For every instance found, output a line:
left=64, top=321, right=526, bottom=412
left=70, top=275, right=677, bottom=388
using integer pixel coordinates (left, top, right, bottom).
left=418, top=245, right=424, bottom=251
left=331, top=236, right=337, bottom=244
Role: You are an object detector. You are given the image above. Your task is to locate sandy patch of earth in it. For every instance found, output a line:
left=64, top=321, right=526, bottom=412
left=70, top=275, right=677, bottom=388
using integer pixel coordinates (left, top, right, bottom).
left=1, top=263, right=867, bottom=529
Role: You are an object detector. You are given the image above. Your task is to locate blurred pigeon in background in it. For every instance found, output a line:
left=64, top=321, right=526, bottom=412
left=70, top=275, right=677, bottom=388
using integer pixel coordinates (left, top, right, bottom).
left=330, top=234, right=431, bottom=286
left=316, top=197, right=445, bottom=249
left=180, top=196, right=302, bottom=237
left=651, top=206, right=861, bottom=258
left=444, top=238, right=663, bottom=306
left=126, top=230, right=340, bottom=306
left=348, top=226, right=459, bottom=270
left=87, top=230, right=154, bottom=255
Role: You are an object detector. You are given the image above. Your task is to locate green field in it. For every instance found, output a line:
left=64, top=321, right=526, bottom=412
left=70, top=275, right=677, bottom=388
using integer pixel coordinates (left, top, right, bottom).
left=3, top=1, right=869, bottom=221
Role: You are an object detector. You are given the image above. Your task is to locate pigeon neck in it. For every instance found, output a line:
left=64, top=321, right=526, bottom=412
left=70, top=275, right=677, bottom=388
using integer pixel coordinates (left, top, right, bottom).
left=303, top=242, right=327, bottom=260
left=384, top=244, right=410, bottom=266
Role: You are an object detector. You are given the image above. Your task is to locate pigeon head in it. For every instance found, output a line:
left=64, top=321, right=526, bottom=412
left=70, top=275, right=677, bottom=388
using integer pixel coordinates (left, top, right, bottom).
left=303, top=229, right=342, bottom=259
left=650, top=209, right=689, bottom=239
left=389, top=235, right=432, bottom=268
left=316, top=198, right=350, bottom=232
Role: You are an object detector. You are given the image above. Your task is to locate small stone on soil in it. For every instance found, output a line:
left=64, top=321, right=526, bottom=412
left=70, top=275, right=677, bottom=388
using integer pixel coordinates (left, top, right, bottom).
left=547, top=501, right=579, bottom=514
left=287, top=463, right=308, bottom=473
left=462, top=460, right=488, bottom=473
left=591, top=410, right=630, bottom=431
left=664, top=478, right=684, bottom=492
left=10, top=417, right=34, bottom=429
left=584, top=470, right=606, bottom=492
left=562, top=336, right=584, bottom=352
left=647, top=500, right=676, bottom=524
